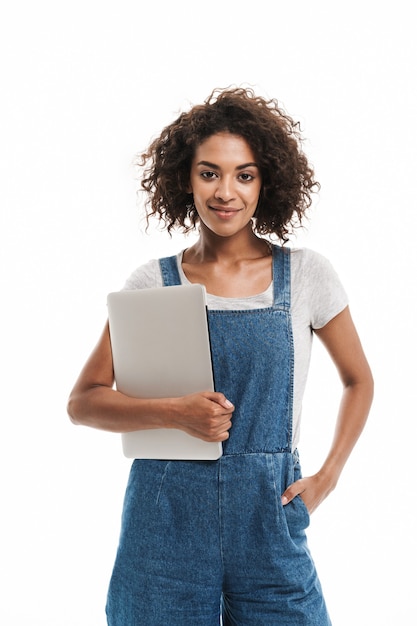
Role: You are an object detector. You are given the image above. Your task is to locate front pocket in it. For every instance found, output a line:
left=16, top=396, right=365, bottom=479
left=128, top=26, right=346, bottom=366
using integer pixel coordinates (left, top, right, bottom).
left=282, top=452, right=311, bottom=535
left=283, top=494, right=311, bottom=538
left=294, top=494, right=311, bottom=526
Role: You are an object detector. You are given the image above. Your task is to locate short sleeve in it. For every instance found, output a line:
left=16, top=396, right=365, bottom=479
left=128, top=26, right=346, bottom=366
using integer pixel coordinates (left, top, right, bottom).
left=298, top=249, right=349, bottom=330
left=122, top=258, right=163, bottom=290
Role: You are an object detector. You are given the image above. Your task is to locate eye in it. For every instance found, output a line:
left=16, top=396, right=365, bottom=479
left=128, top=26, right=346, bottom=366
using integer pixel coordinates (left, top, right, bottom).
left=200, top=171, right=218, bottom=180
left=238, top=172, right=255, bottom=182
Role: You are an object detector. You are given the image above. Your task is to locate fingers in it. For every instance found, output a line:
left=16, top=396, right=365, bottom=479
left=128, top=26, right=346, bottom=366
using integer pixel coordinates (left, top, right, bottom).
left=175, top=391, right=234, bottom=442
left=281, top=480, right=305, bottom=506
left=202, top=393, right=234, bottom=441
left=201, top=391, right=234, bottom=411
left=198, top=408, right=233, bottom=442
left=199, top=420, right=232, bottom=442
left=281, top=474, right=332, bottom=514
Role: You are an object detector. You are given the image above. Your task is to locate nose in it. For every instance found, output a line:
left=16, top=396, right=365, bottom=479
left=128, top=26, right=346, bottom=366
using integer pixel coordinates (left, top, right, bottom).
left=214, top=176, right=236, bottom=202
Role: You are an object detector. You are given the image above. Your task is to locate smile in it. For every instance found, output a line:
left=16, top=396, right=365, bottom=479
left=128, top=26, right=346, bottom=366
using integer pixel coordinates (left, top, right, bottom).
left=209, top=206, right=243, bottom=219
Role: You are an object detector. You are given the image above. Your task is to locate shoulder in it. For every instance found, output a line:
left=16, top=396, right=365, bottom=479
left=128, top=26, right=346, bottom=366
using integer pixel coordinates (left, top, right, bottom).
left=289, top=247, right=345, bottom=290
left=122, top=250, right=184, bottom=290
left=289, top=246, right=335, bottom=276
left=289, top=247, right=349, bottom=329
left=122, top=258, right=163, bottom=290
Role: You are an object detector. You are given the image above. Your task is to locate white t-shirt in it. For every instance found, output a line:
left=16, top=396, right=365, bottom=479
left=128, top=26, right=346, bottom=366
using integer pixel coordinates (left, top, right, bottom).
left=123, top=247, right=348, bottom=449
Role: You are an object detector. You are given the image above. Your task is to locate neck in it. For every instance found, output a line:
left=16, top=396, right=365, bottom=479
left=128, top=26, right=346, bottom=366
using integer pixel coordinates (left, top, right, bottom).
left=189, top=223, right=268, bottom=263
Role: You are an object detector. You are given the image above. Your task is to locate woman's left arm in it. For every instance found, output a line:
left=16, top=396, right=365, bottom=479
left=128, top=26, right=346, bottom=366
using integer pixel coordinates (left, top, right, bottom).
left=281, top=306, right=374, bottom=513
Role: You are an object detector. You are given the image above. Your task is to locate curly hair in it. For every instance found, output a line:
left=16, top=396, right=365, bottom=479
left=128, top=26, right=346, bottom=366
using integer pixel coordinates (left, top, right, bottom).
left=138, top=87, right=319, bottom=242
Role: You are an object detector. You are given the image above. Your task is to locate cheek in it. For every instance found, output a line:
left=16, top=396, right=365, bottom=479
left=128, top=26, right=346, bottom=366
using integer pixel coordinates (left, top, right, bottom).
left=188, top=177, right=204, bottom=198
left=248, top=186, right=262, bottom=208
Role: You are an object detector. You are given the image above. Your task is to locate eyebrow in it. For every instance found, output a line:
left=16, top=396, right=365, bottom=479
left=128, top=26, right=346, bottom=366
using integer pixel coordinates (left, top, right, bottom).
left=196, top=160, right=259, bottom=170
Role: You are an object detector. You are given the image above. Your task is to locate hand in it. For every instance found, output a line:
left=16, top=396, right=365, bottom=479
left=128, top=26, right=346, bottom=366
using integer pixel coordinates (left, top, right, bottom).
left=171, top=392, right=234, bottom=442
left=281, top=472, right=336, bottom=515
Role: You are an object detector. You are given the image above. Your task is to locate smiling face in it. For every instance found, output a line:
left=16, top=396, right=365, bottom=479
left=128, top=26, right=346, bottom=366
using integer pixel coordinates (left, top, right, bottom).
left=188, top=132, right=262, bottom=239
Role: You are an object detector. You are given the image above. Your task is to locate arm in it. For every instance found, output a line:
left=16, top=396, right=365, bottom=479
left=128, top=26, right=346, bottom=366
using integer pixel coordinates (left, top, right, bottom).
left=67, top=322, right=234, bottom=442
left=281, top=306, right=374, bottom=513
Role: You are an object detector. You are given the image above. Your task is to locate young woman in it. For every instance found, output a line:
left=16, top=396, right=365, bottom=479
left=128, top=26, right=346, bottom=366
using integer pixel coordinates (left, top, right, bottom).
left=67, top=87, right=374, bottom=625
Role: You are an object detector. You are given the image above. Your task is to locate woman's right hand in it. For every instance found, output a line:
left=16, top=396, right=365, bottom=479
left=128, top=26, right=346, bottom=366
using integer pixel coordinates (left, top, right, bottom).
left=170, top=392, right=234, bottom=442
left=67, top=322, right=234, bottom=440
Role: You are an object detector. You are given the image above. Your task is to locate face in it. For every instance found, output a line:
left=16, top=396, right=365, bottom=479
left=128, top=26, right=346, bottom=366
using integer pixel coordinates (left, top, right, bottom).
left=188, top=132, right=262, bottom=239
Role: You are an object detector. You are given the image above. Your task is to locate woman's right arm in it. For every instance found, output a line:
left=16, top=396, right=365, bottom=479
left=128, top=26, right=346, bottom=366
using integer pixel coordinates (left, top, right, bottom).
left=67, top=322, right=234, bottom=441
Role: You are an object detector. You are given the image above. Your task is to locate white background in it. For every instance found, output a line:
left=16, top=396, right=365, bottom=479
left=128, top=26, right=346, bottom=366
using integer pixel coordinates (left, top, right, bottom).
left=1, top=1, right=416, bottom=624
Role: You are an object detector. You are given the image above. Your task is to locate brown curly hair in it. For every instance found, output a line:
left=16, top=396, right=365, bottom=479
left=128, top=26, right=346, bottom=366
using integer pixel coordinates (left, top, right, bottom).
left=138, top=87, right=319, bottom=242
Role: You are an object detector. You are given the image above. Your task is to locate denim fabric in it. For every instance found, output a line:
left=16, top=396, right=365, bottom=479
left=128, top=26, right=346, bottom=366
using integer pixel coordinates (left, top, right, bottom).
left=106, top=246, right=331, bottom=625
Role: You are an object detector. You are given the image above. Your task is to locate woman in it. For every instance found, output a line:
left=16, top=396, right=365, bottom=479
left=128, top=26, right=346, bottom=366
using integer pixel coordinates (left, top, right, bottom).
left=67, top=87, right=374, bottom=625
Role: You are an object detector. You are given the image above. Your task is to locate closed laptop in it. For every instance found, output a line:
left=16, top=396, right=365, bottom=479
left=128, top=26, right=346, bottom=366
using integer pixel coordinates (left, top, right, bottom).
left=107, top=284, right=222, bottom=460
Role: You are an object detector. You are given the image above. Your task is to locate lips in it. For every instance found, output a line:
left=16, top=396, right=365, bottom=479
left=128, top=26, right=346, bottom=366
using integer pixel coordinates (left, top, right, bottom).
left=209, top=206, right=242, bottom=218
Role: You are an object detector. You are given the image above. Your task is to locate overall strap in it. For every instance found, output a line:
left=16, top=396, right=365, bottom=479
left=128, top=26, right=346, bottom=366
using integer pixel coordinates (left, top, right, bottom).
left=272, top=245, right=291, bottom=310
left=159, top=255, right=182, bottom=287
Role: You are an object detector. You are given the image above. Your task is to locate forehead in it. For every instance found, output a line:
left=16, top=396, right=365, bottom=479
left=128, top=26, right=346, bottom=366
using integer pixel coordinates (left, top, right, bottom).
left=193, top=132, right=257, bottom=164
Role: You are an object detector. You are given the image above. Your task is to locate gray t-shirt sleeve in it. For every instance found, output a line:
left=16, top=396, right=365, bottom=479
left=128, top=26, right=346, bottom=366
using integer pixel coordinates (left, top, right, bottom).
left=293, top=248, right=349, bottom=330
left=122, top=258, right=163, bottom=290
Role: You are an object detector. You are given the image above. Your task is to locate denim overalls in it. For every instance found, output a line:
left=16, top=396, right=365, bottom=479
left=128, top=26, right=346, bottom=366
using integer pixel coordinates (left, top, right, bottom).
left=106, top=245, right=331, bottom=625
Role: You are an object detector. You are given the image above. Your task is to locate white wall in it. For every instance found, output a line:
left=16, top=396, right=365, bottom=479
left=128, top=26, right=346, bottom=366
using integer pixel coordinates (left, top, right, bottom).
left=1, top=1, right=415, bottom=624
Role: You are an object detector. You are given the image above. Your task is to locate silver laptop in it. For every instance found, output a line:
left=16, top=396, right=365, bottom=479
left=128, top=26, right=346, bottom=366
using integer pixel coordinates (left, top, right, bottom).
left=107, top=284, right=222, bottom=460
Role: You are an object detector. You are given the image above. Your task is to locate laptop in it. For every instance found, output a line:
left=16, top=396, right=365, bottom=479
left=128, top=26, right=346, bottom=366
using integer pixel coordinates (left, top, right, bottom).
left=107, top=284, right=222, bottom=460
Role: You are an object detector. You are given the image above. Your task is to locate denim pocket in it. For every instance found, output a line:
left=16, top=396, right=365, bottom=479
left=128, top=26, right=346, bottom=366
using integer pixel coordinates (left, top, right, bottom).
left=282, top=452, right=311, bottom=535
left=282, top=494, right=310, bottom=535
left=294, top=494, right=311, bottom=527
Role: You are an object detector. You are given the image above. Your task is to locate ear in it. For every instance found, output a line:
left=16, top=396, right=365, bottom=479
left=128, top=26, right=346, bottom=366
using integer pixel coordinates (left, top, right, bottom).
left=185, top=181, right=193, bottom=194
